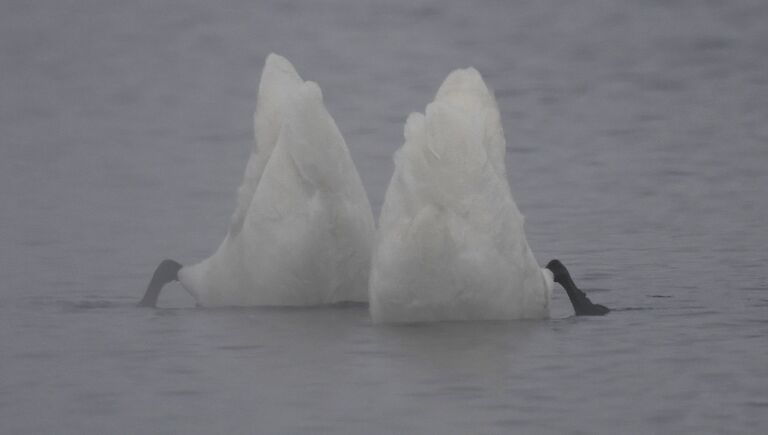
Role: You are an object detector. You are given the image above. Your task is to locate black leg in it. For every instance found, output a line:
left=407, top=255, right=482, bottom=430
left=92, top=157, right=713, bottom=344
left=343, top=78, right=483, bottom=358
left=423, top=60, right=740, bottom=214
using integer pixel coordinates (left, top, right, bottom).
left=545, top=259, right=609, bottom=316
left=139, top=259, right=183, bottom=307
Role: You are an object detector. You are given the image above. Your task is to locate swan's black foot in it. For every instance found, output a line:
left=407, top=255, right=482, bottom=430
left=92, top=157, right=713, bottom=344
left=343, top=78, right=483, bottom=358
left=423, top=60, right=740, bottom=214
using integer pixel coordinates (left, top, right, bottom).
left=545, top=259, right=610, bottom=316
left=576, top=302, right=610, bottom=316
left=139, top=259, right=182, bottom=307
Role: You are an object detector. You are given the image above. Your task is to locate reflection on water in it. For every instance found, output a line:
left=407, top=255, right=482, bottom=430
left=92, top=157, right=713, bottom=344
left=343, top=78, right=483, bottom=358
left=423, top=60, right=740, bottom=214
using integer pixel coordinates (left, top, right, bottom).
left=1, top=0, right=767, bottom=433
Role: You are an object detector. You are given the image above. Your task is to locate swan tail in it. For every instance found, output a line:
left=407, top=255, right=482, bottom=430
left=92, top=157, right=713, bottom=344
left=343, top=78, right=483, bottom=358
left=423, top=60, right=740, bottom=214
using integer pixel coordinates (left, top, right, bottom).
left=231, top=53, right=305, bottom=235
left=432, top=68, right=507, bottom=177
left=545, top=259, right=609, bottom=316
left=278, top=81, right=353, bottom=193
left=139, top=259, right=183, bottom=307
left=396, top=67, right=510, bottom=210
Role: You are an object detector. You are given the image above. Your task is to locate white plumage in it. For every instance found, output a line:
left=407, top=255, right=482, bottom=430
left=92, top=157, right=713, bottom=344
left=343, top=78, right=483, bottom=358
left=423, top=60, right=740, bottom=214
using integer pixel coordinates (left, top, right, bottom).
left=178, top=54, right=376, bottom=306
left=369, top=67, right=553, bottom=323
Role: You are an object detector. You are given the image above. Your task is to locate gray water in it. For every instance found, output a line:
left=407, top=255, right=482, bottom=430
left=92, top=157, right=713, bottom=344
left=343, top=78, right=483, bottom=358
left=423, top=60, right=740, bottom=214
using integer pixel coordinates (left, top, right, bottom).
left=2, top=0, right=767, bottom=433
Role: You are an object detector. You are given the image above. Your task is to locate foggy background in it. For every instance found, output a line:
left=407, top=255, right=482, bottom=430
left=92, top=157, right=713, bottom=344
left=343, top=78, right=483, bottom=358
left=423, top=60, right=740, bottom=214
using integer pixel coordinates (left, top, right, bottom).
left=1, top=0, right=766, bottom=433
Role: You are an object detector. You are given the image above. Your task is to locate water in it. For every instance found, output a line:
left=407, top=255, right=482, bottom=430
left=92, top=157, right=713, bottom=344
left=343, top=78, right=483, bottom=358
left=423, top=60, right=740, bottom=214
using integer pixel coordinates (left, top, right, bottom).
left=1, top=0, right=767, bottom=433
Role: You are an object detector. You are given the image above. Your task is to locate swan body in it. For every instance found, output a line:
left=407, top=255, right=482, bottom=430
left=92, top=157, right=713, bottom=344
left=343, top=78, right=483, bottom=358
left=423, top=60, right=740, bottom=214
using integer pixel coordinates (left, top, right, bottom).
left=369, top=68, right=553, bottom=323
left=176, top=54, right=375, bottom=306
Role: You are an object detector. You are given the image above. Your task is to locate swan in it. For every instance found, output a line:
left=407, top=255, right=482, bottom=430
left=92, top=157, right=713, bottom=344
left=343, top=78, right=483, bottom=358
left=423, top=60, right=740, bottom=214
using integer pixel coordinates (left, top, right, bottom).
left=140, top=54, right=376, bottom=307
left=369, top=67, right=607, bottom=323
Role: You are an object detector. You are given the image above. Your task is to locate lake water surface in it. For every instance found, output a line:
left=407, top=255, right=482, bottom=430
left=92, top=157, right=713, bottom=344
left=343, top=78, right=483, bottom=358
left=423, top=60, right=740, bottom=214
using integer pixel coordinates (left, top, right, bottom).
left=1, top=0, right=767, bottom=433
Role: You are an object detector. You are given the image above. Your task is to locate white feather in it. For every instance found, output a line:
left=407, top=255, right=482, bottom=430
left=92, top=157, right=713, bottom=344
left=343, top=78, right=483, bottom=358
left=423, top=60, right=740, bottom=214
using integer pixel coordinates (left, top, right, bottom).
left=370, top=67, right=552, bottom=323
left=178, top=54, right=375, bottom=306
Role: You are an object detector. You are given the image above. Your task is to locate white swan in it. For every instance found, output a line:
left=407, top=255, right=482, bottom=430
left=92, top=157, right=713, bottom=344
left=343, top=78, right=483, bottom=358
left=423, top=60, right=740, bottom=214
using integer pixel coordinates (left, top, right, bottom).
left=369, top=67, right=607, bottom=323
left=140, top=54, right=375, bottom=307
